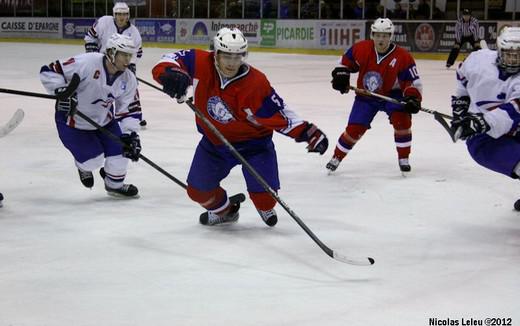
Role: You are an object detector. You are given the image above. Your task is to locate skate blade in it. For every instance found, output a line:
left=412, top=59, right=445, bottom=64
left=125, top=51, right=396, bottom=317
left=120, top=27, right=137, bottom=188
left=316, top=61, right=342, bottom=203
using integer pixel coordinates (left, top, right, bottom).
left=106, top=191, right=140, bottom=199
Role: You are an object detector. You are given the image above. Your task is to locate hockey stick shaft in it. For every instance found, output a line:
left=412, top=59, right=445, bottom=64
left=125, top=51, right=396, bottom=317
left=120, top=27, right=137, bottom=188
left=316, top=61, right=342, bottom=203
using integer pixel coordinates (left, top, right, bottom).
left=138, top=77, right=374, bottom=265
left=349, top=85, right=457, bottom=142
left=349, top=86, right=453, bottom=119
left=0, top=86, right=187, bottom=189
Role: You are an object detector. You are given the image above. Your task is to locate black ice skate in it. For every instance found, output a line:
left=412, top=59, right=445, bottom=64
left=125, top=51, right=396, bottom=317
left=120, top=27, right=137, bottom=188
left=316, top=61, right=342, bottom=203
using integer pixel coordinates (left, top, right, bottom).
left=399, top=158, right=411, bottom=172
left=514, top=199, right=520, bottom=211
left=78, top=168, right=94, bottom=188
left=105, top=183, right=139, bottom=198
left=0, top=192, right=4, bottom=207
left=199, top=193, right=245, bottom=226
left=100, top=168, right=138, bottom=198
left=258, top=208, right=278, bottom=227
left=326, top=156, right=341, bottom=173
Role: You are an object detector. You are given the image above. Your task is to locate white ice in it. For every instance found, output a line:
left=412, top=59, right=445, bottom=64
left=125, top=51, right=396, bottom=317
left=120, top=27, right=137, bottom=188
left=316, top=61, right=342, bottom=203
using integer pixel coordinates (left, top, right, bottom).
left=0, top=43, right=518, bottom=326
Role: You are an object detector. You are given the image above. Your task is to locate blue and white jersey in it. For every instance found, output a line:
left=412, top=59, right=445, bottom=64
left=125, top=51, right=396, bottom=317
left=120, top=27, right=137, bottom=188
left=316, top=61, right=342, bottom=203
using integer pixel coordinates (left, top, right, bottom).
left=40, top=52, right=141, bottom=132
left=84, top=15, right=143, bottom=64
left=455, top=49, right=520, bottom=138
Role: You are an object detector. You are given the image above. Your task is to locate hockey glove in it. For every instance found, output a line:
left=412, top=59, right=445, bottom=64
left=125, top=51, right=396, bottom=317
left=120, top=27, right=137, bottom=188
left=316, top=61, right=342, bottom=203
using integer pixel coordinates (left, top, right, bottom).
left=85, top=42, right=99, bottom=53
left=159, top=67, right=191, bottom=102
left=403, top=96, right=421, bottom=114
left=120, top=132, right=141, bottom=162
left=331, top=67, right=350, bottom=94
left=128, top=63, right=136, bottom=75
left=451, top=113, right=490, bottom=141
left=295, top=123, right=329, bottom=155
left=54, top=74, right=81, bottom=116
left=451, top=96, right=470, bottom=122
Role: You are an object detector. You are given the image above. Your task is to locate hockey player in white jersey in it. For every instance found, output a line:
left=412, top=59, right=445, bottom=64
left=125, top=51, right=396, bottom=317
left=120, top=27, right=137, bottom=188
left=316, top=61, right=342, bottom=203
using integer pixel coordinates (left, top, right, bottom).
left=40, top=33, right=142, bottom=197
left=84, top=2, right=147, bottom=127
left=450, top=27, right=520, bottom=209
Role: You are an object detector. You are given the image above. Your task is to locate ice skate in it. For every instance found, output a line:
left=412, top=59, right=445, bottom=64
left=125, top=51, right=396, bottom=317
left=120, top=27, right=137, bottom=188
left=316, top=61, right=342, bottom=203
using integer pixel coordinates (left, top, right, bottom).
left=326, top=156, right=341, bottom=173
left=105, top=183, right=139, bottom=198
left=78, top=168, right=94, bottom=188
left=514, top=199, right=520, bottom=211
left=199, top=193, right=245, bottom=226
left=100, top=168, right=138, bottom=198
left=258, top=208, right=277, bottom=227
left=399, top=158, right=411, bottom=173
left=0, top=192, right=3, bottom=207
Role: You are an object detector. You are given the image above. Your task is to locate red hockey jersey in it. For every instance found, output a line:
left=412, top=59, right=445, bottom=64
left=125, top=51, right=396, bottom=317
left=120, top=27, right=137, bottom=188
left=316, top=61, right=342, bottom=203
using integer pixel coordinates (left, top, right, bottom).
left=340, top=40, right=422, bottom=100
left=152, top=49, right=308, bottom=145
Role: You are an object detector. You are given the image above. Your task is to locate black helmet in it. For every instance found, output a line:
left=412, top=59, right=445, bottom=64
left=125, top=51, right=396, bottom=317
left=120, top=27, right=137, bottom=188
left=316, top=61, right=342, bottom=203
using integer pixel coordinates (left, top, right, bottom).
left=462, top=8, right=471, bottom=15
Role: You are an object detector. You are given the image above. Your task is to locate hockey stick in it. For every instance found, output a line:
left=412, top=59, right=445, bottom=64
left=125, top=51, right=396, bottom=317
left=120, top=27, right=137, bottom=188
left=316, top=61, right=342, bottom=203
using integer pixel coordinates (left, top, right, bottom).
left=349, top=86, right=457, bottom=142
left=0, top=109, right=24, bottom=138
left=0, top=84, right=187, bottom=190
left=138, top=76, right=374, bottom=266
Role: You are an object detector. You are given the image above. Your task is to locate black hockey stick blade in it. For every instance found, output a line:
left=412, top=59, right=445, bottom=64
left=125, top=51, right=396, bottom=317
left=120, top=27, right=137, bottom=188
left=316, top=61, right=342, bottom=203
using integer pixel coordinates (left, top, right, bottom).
left=433, top=112, right=456, bottom=142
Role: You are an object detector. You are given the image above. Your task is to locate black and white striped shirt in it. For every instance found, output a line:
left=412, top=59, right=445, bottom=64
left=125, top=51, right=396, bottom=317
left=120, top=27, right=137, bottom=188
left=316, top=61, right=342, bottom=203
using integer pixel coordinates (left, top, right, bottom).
left=455, top=16, right=479, bottom=43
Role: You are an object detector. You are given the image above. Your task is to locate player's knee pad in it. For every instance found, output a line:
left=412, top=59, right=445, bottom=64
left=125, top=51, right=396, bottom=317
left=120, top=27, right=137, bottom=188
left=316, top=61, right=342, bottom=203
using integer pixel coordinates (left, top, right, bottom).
left=390, top=112, right=412, bottom=131
left=344, top=124, right=367, bottom=141
left=187, top=186, right=227, bottom=211
left=249, top=191, right=276, bottom=211
left=75, top=153, right=104, bottom=172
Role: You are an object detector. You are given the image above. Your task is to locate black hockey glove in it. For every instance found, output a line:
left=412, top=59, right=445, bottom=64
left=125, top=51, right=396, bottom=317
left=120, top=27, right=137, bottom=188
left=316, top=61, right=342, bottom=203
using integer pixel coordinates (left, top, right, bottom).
left=159, top=67, right=191, bottom=102
left=85, top=42, right=99, bottom=53
left=451, top=113, right=490, bottom=141
left=331, top=67, right=350, bottom=94
left=55, top=83, right=79, bottom=117
left=120, top=132, right=141, bottom=162
left=128, top=63, right=136, bottom=75
left=403, top=96, right=421, bottom=114
left=295, top=123, right=329, bottom=155
left=451, top=96, right=470, bottom=122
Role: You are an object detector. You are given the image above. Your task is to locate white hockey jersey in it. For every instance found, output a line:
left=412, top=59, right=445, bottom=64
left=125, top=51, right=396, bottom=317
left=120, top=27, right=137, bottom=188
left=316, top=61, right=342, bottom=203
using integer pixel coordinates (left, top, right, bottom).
left=456, top=49, right=520, bottom=138
left=84, top=15, right=143, bottom=64
left=40, top=52, right=141, bottom=132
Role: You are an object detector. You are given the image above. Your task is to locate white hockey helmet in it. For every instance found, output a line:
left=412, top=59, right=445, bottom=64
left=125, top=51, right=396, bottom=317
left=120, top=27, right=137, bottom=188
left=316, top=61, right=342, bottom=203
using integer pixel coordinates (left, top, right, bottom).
left=371, top=18, right=395, bottom=39
left=497, top=27, right=520, bottom=74
left=213, top=27, right=248, bottom=55
left=105, top=33, right=136, bottom=62
left=113, top=2, right=130, bottom=16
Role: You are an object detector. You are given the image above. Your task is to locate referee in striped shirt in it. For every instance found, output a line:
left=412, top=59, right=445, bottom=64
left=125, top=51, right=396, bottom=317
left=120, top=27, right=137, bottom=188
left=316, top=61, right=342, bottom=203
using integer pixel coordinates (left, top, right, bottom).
left=446, top=9, right=481, bottom=68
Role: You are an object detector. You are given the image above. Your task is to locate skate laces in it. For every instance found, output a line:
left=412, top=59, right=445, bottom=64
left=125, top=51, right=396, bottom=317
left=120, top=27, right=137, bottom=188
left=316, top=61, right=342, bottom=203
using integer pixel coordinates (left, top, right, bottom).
left=258, top=209, right=276, bottom=222
left=78, top=169, right=92, bottom=180
left=206, top=209, right=238, bottom=225
left=326, top=157, right=341, bottom=171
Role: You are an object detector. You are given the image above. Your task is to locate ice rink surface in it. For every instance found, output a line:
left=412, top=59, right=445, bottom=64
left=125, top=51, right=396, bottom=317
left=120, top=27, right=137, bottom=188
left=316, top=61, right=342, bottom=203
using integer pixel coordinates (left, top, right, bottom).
left=0, top=43, right=519, bottom=326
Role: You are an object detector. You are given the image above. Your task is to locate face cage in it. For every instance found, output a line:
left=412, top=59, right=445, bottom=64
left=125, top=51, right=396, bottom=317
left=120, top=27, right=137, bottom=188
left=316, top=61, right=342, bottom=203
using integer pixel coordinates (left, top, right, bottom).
left=498, top=49, right=520, bottom=74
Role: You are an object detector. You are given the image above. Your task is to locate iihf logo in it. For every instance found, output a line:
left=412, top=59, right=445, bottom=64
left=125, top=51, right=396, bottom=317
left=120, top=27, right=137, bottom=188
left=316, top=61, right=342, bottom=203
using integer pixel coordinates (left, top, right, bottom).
left=363, top=71, right=383, bottom=92
left=207, top=96, right=234, bottom=124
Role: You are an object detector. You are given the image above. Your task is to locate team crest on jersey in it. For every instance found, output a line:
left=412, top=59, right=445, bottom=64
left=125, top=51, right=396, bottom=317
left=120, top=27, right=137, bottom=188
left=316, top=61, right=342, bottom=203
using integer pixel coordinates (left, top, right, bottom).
left=93, top=70, right=100, bottom=79
left=363, top=71, right=383, bottom=92
left=207, top=96, right=234, bottom=124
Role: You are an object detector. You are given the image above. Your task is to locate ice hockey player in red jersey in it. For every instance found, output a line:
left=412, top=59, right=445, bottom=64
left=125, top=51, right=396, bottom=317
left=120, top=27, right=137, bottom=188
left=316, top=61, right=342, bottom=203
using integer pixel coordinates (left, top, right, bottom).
left=327, top=18, right=423, bottom=173
left=152, top=27, right=328, bottom=227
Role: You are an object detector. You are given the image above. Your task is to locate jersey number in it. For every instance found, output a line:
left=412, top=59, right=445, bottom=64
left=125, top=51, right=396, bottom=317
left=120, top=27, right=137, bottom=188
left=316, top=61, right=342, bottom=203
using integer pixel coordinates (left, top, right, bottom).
left=409, top=66, right=419, bottom=79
